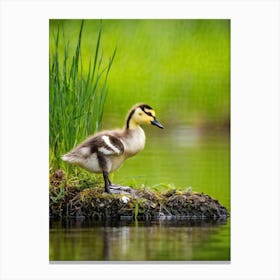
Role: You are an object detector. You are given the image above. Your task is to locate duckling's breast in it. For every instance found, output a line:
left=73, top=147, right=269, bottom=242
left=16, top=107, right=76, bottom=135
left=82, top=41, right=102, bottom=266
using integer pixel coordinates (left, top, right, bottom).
left=122, top=127, right=146, bottom=157
left=109, top=154, right=127, bottom=172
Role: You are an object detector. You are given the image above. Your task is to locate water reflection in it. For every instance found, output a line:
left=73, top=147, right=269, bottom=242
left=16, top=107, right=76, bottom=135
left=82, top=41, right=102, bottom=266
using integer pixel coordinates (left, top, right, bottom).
left=50, top=219, right=230, bottom=261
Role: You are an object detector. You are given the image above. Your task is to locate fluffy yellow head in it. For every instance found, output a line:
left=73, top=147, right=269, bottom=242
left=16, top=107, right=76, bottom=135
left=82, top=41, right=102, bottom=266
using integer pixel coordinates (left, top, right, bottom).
left=126, top=104, right=163, bottom=129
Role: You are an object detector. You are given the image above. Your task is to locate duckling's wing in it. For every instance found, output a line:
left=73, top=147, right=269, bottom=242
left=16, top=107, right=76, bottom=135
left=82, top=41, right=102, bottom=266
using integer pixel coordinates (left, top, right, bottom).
left=83, top=134, right=125, bottom=156
left=62, top=134, right=125, bottom=166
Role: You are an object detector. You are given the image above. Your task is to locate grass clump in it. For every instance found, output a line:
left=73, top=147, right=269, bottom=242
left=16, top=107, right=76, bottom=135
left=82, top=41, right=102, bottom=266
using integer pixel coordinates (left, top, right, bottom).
left=49, top=20, right=116, bottom=171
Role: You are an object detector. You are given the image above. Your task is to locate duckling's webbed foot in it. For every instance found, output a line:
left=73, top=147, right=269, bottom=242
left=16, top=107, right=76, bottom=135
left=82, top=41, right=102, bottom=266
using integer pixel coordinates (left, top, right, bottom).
left=102, top=171, right=112, bottom=193
left=109, top=184, right=133, bottom=195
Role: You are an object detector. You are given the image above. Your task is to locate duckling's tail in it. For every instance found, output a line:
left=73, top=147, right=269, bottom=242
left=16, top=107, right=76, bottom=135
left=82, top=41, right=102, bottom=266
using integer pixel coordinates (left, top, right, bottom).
left=61, top=153, right=78, bottom=163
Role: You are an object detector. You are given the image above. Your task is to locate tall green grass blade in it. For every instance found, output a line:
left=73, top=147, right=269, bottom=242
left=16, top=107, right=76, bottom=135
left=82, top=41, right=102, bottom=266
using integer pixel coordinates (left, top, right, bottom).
left=49, top=20, right=116, bottom=171
left=92, top=21, right=102, bottom=82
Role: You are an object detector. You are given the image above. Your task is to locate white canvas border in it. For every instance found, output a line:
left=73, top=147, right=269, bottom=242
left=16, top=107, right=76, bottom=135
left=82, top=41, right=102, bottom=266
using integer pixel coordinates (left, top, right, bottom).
left=0, top=0, right=279, bottom=279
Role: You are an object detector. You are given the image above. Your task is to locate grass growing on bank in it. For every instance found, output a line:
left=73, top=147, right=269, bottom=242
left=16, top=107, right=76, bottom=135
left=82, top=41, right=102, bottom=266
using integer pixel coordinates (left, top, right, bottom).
left=49, top=20, right=116, bottom=171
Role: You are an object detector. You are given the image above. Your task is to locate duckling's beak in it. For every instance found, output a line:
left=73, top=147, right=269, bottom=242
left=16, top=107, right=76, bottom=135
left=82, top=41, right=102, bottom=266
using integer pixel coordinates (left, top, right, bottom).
left=151, top=118, right=164, bottom=129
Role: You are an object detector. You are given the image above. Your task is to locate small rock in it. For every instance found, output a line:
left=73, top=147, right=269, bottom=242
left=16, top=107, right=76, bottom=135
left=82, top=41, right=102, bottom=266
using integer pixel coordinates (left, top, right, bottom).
left=121, top=196, right=130, bottom=204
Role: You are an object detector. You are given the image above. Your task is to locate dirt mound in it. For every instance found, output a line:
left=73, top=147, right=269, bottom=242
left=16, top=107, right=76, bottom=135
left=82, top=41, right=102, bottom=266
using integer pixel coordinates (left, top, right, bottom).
left=49, top=170, right=229, bottom=221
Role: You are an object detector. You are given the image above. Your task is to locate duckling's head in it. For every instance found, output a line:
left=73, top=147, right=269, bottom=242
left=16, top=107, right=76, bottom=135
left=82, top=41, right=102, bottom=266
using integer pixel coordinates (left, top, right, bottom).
left=126, top=104, right=164, bottom=129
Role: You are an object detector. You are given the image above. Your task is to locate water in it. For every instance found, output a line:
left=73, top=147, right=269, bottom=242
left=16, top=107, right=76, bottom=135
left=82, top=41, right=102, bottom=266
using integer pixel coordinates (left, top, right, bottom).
left=50, top=219, right=230, bottom=261
left=114, top=126, right=230, bottom=211
left=49, top=128, right=230, bottom=261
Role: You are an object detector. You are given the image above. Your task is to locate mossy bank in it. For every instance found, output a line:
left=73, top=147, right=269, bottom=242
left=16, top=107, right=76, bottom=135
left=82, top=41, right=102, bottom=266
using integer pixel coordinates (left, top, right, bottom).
left=50, top=170, right=229, bottom=221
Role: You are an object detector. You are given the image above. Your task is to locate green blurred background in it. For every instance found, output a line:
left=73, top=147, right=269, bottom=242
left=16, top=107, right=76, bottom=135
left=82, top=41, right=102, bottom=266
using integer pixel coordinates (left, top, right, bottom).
left=49, top=19, right=230, bottom=209
left=50, top=19, right=230, bottom=127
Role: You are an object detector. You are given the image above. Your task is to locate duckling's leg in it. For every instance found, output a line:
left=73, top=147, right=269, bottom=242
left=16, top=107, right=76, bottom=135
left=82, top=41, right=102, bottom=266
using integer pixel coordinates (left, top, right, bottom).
left=102, top=171, right=111, bottom=193
left=97, top=153, right=112, bottom=193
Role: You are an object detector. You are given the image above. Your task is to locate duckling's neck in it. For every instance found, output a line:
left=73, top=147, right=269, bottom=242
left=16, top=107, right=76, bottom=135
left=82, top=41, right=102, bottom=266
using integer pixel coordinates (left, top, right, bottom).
left=123, top=119, right=146, bottom=157
left=126, top=118, right=141, bottom=130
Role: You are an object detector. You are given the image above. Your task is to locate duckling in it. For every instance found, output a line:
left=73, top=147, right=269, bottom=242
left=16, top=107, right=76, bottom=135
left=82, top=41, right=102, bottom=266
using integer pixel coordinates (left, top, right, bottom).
left=62, top=103, right=163, bottom=193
